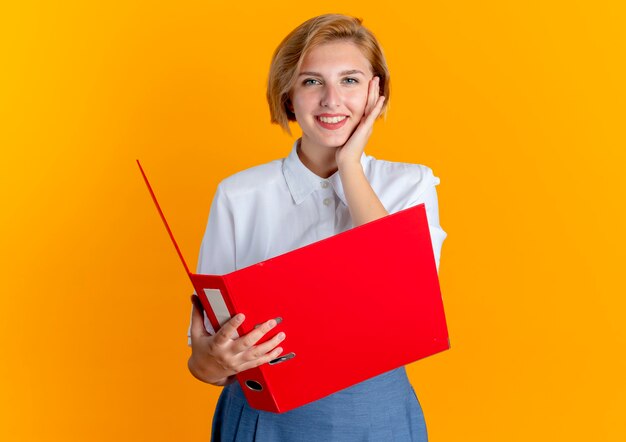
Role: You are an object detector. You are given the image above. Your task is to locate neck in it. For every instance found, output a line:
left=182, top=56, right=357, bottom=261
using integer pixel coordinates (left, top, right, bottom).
left=297, top=137, right=339, bottom=179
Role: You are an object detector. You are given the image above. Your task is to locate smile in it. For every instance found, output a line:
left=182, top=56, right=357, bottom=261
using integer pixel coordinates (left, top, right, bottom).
left=316, top=115, right=348, bottom=130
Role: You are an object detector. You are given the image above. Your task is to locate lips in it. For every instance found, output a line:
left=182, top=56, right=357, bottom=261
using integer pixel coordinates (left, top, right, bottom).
left=316, top=115, right=349, bottom=130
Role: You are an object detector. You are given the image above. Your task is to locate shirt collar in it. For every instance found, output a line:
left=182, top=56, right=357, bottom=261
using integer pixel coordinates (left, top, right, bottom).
left=282, top=138, right=369, bottom=206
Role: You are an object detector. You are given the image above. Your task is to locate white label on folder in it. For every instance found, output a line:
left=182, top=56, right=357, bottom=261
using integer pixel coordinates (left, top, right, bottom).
left=203, top=288, right=238, bottom=338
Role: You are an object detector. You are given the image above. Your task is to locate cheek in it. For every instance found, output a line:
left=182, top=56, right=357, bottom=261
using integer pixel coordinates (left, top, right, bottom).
left=346, top=90, right=368, bottom=115
left=291, top=92, right=316, bottom=114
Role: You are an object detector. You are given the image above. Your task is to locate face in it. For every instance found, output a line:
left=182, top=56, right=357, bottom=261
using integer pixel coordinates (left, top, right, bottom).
left=289, top=41, right=373, bottom=150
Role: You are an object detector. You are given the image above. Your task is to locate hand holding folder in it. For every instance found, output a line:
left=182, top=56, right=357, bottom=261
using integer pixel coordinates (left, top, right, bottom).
left=138, top=160, right=450, bottom=413
left=189, top=294, right=285, bottom=386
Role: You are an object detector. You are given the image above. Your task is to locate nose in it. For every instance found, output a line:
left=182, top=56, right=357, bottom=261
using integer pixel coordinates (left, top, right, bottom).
left=320, top=83, right=341, bottom=108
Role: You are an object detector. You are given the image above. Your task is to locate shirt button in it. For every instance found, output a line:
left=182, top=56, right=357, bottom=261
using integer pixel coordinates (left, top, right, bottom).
left=321, top=181, right=329, bottom=189
left=323, top=197, right=332, bottom=206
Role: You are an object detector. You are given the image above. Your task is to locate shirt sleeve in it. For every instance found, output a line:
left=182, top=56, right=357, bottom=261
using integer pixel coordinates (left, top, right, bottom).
left=406, top=167, right=447, bottom=272
left=187, top=183, right=237, bottom=345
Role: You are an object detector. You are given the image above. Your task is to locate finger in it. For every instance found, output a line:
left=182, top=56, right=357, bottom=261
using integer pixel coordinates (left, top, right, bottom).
left=237, top=346, right=285, bottom=372
left=191, top=293, right=204, bottom=314
left=212, top=313, right=246, bottom=346
left=241, top=331, right=286, bottom=362
left=352, top=95, right=385, bottom=141
left=190, top=295, right=210, bottom=338
left=231, top=318, right=278, bottom=353
left=349, top=79, right=379, bottom=141
left=371, top=77, right=379, bottom=108
left=364, top=77, right=375, bottom=117
left=364, top=95, right=385, bottom=126
left=366, top=76, right=380, bottom=117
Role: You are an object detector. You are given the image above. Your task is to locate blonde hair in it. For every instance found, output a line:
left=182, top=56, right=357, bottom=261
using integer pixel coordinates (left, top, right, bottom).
left=267, top=14, right=391, bottom=135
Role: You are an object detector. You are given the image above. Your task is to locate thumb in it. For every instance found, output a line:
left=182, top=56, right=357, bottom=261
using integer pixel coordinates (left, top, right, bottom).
left=190, top=294, right=210, bottom=338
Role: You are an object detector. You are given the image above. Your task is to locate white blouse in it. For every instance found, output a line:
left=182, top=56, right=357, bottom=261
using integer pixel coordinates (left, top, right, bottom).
left=189, top=139, right=446, bottom=338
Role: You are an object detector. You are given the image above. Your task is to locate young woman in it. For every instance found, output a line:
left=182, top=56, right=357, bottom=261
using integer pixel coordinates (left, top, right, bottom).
left=188, top=13, right=446, bottom=441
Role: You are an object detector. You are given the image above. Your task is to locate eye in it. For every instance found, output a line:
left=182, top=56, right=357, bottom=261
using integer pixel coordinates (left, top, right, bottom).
left=303, top=78, right=321, bottom=86
left=343, top=77, right=359, bottom=84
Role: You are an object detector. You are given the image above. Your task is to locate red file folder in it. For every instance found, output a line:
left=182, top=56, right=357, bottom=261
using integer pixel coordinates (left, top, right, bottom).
left=138, top=160, right=450, bottom=413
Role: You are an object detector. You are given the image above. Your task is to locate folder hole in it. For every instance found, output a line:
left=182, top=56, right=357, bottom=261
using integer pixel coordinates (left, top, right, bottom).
left=245, top=380, right=263, bottom=392
left=268, top=352, right=296, bottom=366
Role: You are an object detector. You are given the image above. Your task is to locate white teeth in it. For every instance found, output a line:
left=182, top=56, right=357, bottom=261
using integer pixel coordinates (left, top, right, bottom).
left=318, top=116, right=347, bottom=124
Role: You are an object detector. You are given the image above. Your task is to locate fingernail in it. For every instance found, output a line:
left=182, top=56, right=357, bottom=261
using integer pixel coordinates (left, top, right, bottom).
left=278, top=332, right=285, bottom=340
left=235, top=313, right=244, bottom=322
left=275, top=317, right=283, bottom=324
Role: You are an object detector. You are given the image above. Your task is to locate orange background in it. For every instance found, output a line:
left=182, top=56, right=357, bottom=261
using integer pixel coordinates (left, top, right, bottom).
left=1, top=1, right=625, bottom=440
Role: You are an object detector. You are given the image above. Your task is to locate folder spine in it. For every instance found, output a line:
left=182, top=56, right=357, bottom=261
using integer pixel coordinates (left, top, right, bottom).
left=222, top=274, right=280, bottom=413
left=193, top=273, right=279, bottom=413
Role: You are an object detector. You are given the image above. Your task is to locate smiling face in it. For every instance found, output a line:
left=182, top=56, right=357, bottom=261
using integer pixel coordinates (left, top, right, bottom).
left=289, top=40, right=373, bottom=151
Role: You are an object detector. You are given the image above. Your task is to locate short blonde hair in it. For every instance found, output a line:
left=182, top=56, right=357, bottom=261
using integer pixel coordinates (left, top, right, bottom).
left=267, top=14, right=391, bottom=135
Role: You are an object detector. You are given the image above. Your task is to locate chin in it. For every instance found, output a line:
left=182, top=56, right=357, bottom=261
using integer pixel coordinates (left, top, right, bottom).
left=318, top=133, right=351, bottom=148
left=302, top=126, right=352, bottom=149
left=319, top=140, right=347, bottom=150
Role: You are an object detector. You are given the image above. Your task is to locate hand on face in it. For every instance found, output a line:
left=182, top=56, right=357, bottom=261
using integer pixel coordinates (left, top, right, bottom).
left=335, top=75, right=386, bottom=169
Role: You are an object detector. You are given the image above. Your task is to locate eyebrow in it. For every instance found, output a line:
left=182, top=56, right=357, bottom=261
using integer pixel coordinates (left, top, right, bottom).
left=298, top=69, right=366, bottom=77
